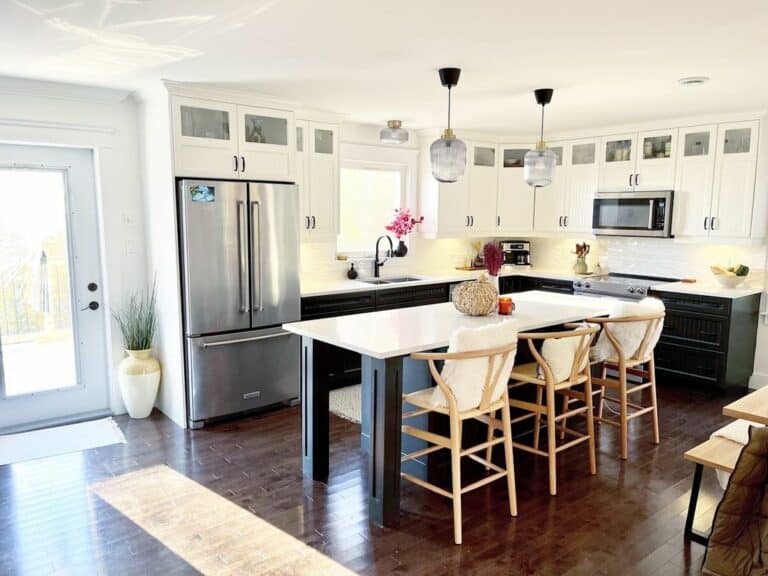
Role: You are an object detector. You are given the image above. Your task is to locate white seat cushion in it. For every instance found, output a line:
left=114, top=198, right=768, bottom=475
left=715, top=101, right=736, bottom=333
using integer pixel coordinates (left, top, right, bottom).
left=710, top=419, right=761, bottom=490
left=538, top=325, right=592, bottom=383
left=430, top=320, right=518, bottom=411
left=590, top=298, right=665, bottom=363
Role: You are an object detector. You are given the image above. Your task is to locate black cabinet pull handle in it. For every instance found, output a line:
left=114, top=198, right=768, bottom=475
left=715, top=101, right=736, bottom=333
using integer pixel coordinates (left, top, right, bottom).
left=240, top=156, right=246, bottom=173
left=470, top=215, right=474, bottom=227
left=311, top=215, right=316, bottom=229
left=305, top=216, right=310, bottom=229
left=233, top=155, right=239, bottom=172
left=497, top=215, right=501, bottom=227
left=466, top=216, right=470, bottom=227
left=628, top=174, right=632, bottom=187
left=564, top=215, right=569, bottom=227
left=635, top=173, right=639, bottom=187
left=704, top=217, right=709, bottom=230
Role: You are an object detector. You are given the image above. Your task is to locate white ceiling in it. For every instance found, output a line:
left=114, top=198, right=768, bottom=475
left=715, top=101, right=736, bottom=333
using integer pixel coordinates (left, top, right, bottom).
left=2, top=0, right=768, bottom=133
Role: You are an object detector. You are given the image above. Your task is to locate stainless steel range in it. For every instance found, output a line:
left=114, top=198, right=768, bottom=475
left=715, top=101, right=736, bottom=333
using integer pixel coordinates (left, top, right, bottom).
left=573, top=273, right=677, bottom=300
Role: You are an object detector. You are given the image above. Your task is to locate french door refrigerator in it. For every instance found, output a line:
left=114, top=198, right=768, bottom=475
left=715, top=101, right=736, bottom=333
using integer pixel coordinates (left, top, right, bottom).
left=178, top=179, right=300, bottom=429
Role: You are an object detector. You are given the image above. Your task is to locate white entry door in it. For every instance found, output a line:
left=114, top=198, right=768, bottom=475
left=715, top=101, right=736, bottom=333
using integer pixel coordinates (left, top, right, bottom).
left=0, top=144, right=108, bottom=432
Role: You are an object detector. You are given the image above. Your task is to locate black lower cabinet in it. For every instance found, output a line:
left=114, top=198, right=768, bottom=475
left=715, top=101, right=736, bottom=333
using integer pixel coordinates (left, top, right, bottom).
left=650, top=289, right=760, bottom=388
left=300, top=284, right=451, bottom=390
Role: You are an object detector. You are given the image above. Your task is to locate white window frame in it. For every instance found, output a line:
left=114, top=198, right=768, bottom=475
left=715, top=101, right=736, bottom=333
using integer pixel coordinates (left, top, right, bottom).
left=337, top=143, right=419, bottom=258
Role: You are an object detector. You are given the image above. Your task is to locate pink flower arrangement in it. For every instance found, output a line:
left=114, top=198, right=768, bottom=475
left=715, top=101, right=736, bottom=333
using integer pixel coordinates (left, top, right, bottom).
left=483, top=242, right=503, bottom=277
left=385, top=208, right=424, bottom=239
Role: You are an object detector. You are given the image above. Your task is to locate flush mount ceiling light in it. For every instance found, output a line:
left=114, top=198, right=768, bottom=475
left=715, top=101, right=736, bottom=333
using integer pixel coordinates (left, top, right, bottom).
left=380, top=120, right=409, bottom=144
left=524, top=88, right=556, bottom=188
left=430, top=67, right=466, bottom=183
left=678, top=76, right=710, bottom=87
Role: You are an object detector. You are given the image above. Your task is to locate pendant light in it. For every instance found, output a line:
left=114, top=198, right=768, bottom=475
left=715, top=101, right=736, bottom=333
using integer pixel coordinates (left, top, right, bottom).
left=430, top=67, right=466, bottom=183
left=524, top=88, right=556, bottom=187
left=380, top=120, right=409, bottom=144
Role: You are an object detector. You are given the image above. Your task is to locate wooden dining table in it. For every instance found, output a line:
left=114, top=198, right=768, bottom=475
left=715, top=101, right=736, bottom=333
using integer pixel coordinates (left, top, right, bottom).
left=283, top=290, right=613, bottom=528
left=723, top=385, right=768, bottom=425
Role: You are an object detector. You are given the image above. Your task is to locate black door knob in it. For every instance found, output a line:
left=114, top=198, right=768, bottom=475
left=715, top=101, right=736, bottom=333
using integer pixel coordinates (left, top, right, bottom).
left=81, top=301, right=99, bottom=311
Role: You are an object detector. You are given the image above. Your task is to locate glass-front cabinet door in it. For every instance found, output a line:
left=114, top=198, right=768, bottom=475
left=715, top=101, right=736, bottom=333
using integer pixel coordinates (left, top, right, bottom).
left=533, top=141, right=568, bottom=233
left=634, top=129, right=678, bottom=190
left=673, top=125, right=717, bottom=236
left=497, top=145, right=535, bottom=233
left=565, top=139, right=599, bottom=232
left=172, top=96, right=239, bottom=178
left=467, top=142, right=498, bottom=235
left=599, top=134, right=637, bottom=191
left=710, top=120, right=760, bottom=238
left=306, top=122, right=339, bottom=241
left=237, top=105, right=296, bottom=182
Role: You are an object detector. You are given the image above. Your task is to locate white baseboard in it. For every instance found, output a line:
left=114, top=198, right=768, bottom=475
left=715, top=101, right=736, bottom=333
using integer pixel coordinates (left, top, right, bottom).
left=749, top=372, right=768, bottom=389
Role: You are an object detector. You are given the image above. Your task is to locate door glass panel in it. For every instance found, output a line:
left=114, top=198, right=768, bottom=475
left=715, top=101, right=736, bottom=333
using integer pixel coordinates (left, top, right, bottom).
left=243, top=115, right=288, bottom=146
left=684, top=132, right=710, bottom=156
left=550, top=146, right=563, bottom=166
left=0, top=169, right=77, bottom=396
left=606, top=139, right=632, bottom=162
left=572, top=143, right=595, bottom=165
left=180, top=106, right=230, bottom=140
left=473, top=147, right=495, bottom=167
left=296, top=126, right=303, bottom=152
left=503, top=149, right=528, bottom=168
left=723, top=128, right=751, bottom=154
left=314, top=129, right=334, bottom=154
left=643, top=135, right=672, bottom=159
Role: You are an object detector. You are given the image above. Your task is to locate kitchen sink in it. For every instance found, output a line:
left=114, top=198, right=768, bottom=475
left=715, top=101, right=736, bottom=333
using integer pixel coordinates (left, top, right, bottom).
left=360, top=276, right=422, bottom=285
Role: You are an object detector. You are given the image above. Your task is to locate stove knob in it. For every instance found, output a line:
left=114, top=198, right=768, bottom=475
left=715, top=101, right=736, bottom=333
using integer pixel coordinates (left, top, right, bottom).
left=584, top=282, right=591, bottom=289
left=636, top=287, right=646, bottom=296
left=574, top=280, right=582, bottom=288
left=627, top=286, right=636, bottom=294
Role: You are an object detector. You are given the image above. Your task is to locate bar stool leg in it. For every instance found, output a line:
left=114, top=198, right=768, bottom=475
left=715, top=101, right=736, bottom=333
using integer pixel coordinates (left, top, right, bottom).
left=619, top=365, right=629, bottom=461
left=485, top=409, right=496, bottom=470
left=649, top=355, right=660, bottom=445
left=585, top=375, right=597, bottom=476
left=546, top=384, right=557, bottom=496
left=533, top=386, right=543, bottom=450
left=450, top=414, right=463, bottom=545
left=500, top=404, right=518, bottom=517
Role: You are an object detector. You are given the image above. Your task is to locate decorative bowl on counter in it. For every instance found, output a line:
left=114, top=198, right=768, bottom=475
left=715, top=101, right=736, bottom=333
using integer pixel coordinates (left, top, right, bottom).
left=452, top=274, right=498, bottom=316
left=710, top=265, right=750, bottom=288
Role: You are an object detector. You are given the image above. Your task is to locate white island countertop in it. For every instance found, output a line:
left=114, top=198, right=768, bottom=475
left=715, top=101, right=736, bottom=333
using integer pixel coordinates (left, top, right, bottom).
left=283, top=291, right=613, bottom=359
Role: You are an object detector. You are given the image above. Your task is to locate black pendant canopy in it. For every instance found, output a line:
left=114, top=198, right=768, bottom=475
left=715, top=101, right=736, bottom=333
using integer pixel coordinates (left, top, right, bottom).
left=438, top=67, right=461, bottom=88
left=534, top=88, right=554, bottom=106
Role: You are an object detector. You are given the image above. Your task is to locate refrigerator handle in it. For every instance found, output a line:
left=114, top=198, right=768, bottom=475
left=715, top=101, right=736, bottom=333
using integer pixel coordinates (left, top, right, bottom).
left=237, top=200, right=249, bottom=313
left=251, top=200, right=264, bottom=313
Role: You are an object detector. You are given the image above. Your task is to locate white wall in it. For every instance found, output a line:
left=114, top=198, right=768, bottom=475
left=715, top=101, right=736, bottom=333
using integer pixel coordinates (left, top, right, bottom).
left=0, top=76, right=147, bottom=415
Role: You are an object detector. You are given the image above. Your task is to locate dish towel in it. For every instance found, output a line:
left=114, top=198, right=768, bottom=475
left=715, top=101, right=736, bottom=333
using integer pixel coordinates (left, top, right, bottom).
left=710, top=419, right=761, bottom=489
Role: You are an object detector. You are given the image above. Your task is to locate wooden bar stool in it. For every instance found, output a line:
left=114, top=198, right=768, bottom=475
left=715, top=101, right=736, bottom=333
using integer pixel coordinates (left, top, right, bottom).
left=586, top=310, right=665, bottom=460
left=490, top=324, right=599, bottom=496
left=403, top=337, right=518, bottom=545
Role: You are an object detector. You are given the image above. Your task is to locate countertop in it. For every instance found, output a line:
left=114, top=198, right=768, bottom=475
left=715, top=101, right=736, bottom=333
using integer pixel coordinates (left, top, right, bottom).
left=283, top=291, right=614, bottom=359
left=301, top=266, right=765, bottom=300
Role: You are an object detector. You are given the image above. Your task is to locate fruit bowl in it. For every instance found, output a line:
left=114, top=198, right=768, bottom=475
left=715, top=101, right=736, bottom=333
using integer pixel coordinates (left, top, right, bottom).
left=710, top=265, right=750, bottom=288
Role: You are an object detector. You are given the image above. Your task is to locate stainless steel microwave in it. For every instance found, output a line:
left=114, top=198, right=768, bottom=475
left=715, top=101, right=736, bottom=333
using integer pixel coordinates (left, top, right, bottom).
left=592, top=190, right=674, bottom=238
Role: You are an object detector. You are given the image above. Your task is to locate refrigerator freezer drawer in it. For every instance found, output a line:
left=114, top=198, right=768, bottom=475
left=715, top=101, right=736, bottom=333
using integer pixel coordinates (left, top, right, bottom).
left=186, top=328, right=300, bottom=426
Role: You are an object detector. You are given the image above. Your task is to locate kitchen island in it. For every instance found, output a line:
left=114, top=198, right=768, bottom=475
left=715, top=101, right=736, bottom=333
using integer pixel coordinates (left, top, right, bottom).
left=283, top=291, right=613, bottom=527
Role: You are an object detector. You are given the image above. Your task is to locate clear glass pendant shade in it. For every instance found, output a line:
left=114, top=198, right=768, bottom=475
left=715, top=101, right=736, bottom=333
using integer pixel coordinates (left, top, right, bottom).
left=430, top=134, right=466, bottom=183
left=524, top=146, right=556, bottom=187
left=379, top=120, right=409, bottom=144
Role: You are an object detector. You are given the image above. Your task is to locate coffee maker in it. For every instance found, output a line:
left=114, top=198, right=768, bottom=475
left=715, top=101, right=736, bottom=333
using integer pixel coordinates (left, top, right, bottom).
left=500, top=240, right=531, bottom=266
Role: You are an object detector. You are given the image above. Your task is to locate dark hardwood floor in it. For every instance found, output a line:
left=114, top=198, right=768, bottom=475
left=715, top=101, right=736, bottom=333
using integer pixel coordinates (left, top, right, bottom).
left=0, top=383, right=742, bottom=575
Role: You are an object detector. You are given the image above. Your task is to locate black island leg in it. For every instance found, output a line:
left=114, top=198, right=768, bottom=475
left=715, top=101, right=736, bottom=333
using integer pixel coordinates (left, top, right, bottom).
left=363, top=355, right=404, bottom=527
left=301, top=336, right=331, bottom=482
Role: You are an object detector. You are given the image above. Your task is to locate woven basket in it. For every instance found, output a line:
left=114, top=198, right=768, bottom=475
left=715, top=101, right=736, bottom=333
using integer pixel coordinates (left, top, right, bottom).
left=452, top=274, right=498, bottom=316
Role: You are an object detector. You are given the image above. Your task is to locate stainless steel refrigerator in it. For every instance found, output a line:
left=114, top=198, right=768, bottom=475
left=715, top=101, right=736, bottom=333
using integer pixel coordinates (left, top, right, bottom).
left=178, top=179, right=300, bottom=429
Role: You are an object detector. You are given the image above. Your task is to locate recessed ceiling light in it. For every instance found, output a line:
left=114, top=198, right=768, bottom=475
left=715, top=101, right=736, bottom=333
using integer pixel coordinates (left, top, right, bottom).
left=678, top=76, right=710, bottom=87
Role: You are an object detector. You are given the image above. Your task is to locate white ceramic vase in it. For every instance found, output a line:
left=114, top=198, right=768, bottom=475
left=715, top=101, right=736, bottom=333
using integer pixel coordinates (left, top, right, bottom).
left=118, top=349, right=161, bottom=419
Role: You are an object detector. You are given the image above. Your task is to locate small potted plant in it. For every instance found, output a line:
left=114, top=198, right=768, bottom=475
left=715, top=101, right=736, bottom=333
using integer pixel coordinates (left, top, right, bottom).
left=483, top=242, right=504, bottom=291
left=113, top=280, right=160, bottom=419
left=385, top=208, right=424, bottom=257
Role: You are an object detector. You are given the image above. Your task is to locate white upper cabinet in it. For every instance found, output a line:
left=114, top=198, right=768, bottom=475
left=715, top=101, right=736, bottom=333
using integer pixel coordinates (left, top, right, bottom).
left=172, top=96, right=239, bottom=178
left=634, top=129, right=678, bottom=190
left=296, top=120, right=339, bottom=242
left=237, top=105, right=296, bottom=182
left=497, top=145, right=535, bottom=234
left=599, top=129, right=677, bottom=191
left=565, top=139, right=599, bottom=232
left=674, top=125, right=717, bottom=236
left=534, top=143, right=567, bottom=232
left=599, top=133, right=637, bottom=191
left=172, top=96, right=296, bottom=181
left=466, top=142, right=499, bottom=236
left=710, top=121, right=759, bottom=238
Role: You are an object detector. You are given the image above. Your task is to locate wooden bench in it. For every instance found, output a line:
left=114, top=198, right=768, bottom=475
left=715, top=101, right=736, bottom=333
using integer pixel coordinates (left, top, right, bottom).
left=683, top=436, right=743, bottom=545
